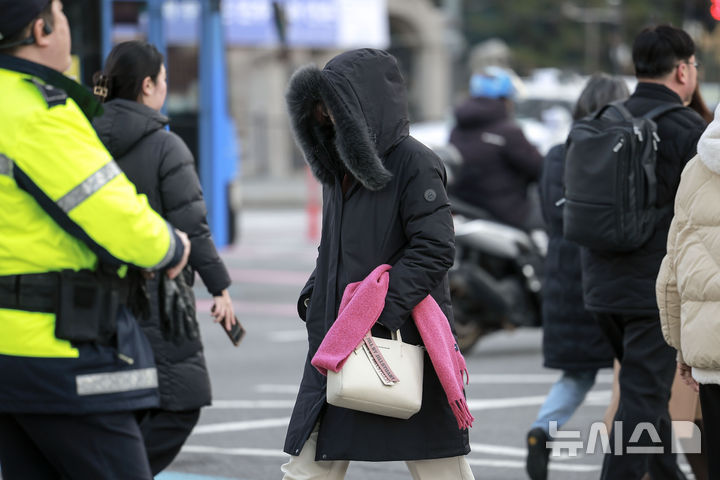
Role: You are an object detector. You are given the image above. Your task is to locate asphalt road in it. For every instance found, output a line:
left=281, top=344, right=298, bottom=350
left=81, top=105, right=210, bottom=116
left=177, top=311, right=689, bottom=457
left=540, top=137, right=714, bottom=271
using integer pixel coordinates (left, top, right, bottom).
left=159, top=209, right=632, bottom=480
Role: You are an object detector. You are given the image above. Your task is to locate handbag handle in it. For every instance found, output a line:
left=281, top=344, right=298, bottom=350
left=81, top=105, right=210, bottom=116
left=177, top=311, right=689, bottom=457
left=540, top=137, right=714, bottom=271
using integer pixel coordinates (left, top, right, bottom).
left=390, top=329, right=402, bottom=343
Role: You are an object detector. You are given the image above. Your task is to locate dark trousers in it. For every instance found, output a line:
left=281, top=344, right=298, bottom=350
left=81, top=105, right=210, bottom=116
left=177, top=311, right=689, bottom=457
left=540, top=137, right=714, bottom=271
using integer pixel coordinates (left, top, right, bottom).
left=699, top=384, right=720, bottom=479
left=138, top=408, right=200, bottom=475
left=594, top=313, right=682, bottom=480
left=0, top=411, right=152, bottom=480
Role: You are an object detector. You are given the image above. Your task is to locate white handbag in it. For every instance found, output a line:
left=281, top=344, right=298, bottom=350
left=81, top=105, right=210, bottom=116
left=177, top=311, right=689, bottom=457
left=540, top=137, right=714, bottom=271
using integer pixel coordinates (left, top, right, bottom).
left=326, top=330, right=425, bottom=419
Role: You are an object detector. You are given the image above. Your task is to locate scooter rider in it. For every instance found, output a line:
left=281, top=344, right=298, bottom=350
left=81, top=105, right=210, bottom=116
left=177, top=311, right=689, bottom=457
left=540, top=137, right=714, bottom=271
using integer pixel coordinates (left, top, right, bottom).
left=0, top=1, right=190, bottom=478
left=449, top=67, right=544, bottom=230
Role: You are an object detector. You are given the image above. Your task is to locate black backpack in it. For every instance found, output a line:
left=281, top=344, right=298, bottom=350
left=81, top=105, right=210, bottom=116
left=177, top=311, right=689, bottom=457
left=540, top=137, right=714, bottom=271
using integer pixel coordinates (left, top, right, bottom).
left=562, top=101, right=682, bottom=252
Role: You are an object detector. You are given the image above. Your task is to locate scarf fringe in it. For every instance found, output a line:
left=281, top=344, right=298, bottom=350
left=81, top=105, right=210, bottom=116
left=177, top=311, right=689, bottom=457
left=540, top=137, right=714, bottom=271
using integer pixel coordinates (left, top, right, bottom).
left=450, top=398, right=474, bottom=430
left=456, top=350, right=469, bottom=385
left=460, top=367, right=470, bottom=386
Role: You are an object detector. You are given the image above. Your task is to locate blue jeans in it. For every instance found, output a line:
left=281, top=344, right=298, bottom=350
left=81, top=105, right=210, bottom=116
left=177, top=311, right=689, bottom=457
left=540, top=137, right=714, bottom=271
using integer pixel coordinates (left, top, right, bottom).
left=531, top=369, right=598, bottom=433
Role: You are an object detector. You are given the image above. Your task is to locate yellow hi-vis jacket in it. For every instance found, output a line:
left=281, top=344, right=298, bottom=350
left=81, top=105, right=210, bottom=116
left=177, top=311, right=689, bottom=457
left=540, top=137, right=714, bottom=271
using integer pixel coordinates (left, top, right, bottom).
left=0, top=55, right=179, bottom=414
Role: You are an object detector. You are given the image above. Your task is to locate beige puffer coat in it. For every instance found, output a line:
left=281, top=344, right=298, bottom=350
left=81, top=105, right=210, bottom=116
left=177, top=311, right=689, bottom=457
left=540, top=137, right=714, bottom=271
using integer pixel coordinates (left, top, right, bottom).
left=657, top=115, right=720, bottom=385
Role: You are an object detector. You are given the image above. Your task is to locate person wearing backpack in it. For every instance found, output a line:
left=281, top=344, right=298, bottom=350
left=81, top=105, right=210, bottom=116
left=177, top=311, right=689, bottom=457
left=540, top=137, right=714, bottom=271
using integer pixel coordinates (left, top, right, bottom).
left=570, top=25, right=706, bottom=480
left=525, top=73, right=628, bottom=480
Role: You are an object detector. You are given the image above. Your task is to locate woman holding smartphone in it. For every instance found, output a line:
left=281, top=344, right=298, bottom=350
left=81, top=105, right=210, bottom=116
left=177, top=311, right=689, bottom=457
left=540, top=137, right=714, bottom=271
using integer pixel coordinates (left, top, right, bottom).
left=92, top=40, right=237, bottom=475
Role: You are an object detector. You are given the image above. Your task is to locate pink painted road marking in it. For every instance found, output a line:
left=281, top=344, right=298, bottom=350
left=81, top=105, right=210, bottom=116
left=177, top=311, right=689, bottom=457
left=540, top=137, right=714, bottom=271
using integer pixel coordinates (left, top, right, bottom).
left=226, top=269, right=309, bottom=286
left=196, top=299, right=296, bottom=317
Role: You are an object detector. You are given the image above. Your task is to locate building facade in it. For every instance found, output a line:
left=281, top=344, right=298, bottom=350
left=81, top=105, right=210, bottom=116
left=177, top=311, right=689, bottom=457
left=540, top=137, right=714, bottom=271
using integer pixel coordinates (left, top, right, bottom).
left=228, top=0, right=452, bottom=184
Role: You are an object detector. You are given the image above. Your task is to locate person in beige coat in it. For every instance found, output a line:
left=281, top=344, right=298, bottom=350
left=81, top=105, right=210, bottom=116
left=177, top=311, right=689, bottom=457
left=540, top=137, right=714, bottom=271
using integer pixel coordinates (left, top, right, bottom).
left=657, top=103, right=720, bottom=479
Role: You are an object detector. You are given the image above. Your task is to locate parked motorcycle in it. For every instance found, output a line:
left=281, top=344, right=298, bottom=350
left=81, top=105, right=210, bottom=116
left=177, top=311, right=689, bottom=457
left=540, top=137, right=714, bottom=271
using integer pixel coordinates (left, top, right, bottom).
left=433, top=145, right=546, bottom=353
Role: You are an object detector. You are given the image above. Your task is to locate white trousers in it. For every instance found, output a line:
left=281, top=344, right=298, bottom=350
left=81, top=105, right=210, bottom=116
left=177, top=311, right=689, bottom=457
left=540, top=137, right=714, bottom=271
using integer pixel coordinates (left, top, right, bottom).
left=281, top=424, right=475, bottom=480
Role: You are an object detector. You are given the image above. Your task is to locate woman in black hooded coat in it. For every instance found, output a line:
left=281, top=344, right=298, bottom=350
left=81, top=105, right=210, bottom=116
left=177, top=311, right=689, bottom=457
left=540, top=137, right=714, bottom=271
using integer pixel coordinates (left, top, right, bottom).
left=280, top=49, right=474, bottom=480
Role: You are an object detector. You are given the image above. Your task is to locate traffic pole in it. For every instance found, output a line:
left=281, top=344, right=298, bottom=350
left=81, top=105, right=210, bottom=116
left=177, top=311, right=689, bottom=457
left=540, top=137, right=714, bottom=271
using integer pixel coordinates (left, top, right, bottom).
left=306, top=166, right=321, bottom=242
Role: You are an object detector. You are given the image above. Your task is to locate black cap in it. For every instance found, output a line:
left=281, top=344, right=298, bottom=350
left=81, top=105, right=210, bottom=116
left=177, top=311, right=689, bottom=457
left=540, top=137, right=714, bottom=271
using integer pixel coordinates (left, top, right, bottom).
left=0, top=0, right=51, bottom=41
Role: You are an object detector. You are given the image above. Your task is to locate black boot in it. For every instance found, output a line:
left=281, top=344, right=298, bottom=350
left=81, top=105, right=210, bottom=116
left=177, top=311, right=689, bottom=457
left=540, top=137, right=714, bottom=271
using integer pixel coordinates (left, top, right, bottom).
left=526, top=427, right=550, bottom=480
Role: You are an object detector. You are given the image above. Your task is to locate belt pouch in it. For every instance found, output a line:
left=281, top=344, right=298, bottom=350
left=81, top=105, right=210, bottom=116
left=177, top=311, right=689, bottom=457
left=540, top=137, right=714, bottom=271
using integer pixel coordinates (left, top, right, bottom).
left=55, top=270, right=117, bottom=343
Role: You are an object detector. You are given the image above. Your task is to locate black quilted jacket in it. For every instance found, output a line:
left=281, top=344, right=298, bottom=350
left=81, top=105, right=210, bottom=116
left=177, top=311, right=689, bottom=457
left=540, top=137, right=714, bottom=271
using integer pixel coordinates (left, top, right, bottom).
left=93, top=99, right=231, bottom=410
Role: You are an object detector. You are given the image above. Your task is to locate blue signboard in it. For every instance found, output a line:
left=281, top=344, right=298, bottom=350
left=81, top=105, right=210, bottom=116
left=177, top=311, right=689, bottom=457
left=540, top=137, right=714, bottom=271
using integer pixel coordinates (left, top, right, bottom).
left=164, top=0, right=200, bottom=45
left=283, top=0, right=337, bottom=47
left=223, top=0, right=337, bottom=47
left=162, top=0, right=384, bottom=48
left=222, top=0, right=277, bottom=45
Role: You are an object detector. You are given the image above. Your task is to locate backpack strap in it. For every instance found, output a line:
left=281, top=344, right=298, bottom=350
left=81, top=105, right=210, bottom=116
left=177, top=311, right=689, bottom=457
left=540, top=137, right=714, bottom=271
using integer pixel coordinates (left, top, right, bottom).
left=596, top=101, right=685, bottom=122
left=596, top=100, right=634, bottom=122
left=640, top=103, right=684, bottom=208
left=642, top=103, right=685, bottom=121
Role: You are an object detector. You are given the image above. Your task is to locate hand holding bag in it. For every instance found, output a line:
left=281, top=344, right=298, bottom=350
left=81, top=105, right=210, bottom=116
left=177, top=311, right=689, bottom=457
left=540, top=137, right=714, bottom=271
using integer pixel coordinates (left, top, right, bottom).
left=326, top=330, right=424, bottom=419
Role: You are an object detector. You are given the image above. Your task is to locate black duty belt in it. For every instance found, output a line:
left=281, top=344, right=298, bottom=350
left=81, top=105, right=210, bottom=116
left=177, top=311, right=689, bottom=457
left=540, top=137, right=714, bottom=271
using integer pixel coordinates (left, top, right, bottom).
left=0, top=272, right=58, bottom=313
left=0, top=270, right=133, bottom=344
left=0, top=270, right=130, bottom=314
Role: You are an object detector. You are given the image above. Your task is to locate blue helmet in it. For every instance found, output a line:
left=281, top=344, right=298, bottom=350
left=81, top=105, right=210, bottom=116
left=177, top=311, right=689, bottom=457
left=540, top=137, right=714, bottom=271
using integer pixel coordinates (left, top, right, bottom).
left=469, top=68, right=515, bottom=99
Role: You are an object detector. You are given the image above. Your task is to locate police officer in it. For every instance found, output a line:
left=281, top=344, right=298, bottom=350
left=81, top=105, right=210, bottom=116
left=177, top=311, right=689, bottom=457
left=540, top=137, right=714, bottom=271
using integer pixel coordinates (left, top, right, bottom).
left=0, top=1, right=192, bottom=478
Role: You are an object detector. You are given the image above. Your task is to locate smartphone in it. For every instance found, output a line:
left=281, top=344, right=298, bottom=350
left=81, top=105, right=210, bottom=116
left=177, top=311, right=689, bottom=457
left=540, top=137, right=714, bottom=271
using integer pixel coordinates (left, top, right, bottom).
left=222, top=316, right=246, bottom=347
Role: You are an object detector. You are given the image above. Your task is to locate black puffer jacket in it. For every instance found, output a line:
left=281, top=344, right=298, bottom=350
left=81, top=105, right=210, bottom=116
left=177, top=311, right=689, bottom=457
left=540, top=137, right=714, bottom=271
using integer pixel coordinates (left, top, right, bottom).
left=581, top=83, right=706, bottom=315
left=283, top=49, right=469, bottom=461
left=540, top=145, right=614, bottom=370
left=449, top=97, right=543, bottom=228
left=93, top=99, right=231, bottom=410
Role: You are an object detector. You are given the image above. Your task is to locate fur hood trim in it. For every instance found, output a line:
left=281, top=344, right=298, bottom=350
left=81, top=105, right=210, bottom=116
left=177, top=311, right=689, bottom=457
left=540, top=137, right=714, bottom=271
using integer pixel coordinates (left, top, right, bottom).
left=698, top=103, right=720, bottom=175
left=286, top=49, right=410, bottom=191
left=286, top=64, right=392, bottom=191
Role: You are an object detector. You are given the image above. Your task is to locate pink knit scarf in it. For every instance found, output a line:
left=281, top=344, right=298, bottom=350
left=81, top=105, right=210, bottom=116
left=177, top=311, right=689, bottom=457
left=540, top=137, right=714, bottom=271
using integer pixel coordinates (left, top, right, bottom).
left=311, top=264, right=474, bottom=430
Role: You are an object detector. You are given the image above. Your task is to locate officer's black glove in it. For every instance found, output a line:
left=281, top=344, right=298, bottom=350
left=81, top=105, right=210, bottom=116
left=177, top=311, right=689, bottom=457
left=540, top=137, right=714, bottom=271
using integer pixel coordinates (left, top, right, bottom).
left=160, top=270, right=199, bottom=344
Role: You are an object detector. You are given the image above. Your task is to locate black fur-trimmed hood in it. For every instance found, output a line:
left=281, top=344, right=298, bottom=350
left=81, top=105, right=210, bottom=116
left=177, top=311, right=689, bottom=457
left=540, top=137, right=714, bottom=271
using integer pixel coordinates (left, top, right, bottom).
left=286, top=49, right=410, bottom=191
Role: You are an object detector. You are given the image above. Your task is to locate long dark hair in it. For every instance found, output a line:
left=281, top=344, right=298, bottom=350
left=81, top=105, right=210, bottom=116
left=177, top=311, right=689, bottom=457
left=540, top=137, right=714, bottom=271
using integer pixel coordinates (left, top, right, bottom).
left=689, top=85, right=713, bottom=123
left=93, top=41, right=164, bottom=103
left=573, top=73, right=630, bottom=120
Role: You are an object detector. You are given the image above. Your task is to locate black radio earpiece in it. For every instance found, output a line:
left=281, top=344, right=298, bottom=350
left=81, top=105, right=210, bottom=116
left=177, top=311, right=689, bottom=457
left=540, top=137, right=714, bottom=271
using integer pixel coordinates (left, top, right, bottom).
left=0, top=22, right=53, bottom=50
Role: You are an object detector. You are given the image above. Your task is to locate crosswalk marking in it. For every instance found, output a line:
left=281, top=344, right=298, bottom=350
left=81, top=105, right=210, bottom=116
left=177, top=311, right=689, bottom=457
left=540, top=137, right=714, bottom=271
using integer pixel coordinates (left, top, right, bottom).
left=177, top=444, right=603, bottom=473
left=250, top=374, right=613, bottom=393
left=206, top=391, right=611, bottom=412
left=181, top=445, right=287, bottom=458
left=192, top=417, right=292, bottom=435
left=211, top=400, right=296, bottom=409
left=465, top=458, right=600, bottom=472
left=196, top=299, right=296, bottom=317
left=226, top=268, right=308, bottom=286
left=467, top=390, right=610, bottom=410
left=157, top=472, right=242, bottom=480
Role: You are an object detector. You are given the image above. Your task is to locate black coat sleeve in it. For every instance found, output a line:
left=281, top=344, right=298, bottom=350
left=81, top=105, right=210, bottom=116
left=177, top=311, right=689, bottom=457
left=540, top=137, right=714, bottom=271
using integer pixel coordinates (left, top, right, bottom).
left=539, top=144, right=565, bottom=231
left=297, top=267, right=316, bottom=321
left=502, top=124, right=544, bottom=181
left=158, top=132, right=231, bottom=295
left=377, top=153, right=455, bottom=330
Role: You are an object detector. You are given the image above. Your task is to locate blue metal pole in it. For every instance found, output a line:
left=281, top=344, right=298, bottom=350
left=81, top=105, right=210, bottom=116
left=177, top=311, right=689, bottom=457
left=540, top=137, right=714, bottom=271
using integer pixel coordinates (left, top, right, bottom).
left=199, top=0, right=231, bottom=247
left=146, top=0, right=166, bottom=59
left=100, top=0, right=113, bottom=63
